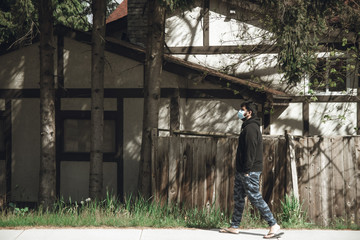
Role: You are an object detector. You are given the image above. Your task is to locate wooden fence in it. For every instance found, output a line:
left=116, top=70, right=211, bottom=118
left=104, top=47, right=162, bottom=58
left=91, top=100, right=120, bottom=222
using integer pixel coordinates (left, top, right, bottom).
left=150, top=135, right=360, bottom=226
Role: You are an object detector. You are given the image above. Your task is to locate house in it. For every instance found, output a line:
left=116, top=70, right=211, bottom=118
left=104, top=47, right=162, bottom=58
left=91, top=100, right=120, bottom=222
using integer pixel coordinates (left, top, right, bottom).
left=0, top=0, right=358, bottom=206
left=118, top=0, right=359, bottom=137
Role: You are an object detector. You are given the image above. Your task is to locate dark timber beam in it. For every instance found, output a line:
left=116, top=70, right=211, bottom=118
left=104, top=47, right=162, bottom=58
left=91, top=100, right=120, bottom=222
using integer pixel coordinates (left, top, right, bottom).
left=165, top=43, right=358, bottom=55
left=203, top=0, right=209, bottom=47
left=303, top=102, right=310, bottom=136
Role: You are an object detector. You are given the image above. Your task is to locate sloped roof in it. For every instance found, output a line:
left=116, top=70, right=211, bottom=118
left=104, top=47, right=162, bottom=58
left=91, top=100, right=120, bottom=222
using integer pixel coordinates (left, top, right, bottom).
left=0, top=25, right=288, bottom=103
left=56, top=26, right=287, bottom=103
left=106, top=0, right=127, bottom=24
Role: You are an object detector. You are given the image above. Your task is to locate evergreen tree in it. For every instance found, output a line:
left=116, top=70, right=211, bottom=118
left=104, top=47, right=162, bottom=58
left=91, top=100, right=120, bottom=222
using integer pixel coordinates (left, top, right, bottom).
left=38, top=0, right=56, bottom=210
left=139, top=0, right=195, bottom=198
left=0, top=0, right=118, bottom=47
left=89, top=0, right=107, bottom=200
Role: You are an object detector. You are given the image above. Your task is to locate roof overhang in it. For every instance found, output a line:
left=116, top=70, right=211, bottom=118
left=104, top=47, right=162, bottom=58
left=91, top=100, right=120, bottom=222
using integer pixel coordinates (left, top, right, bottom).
left=58, top=26, right=290, bottom=104
left=1, top=25, right=290, bottom=106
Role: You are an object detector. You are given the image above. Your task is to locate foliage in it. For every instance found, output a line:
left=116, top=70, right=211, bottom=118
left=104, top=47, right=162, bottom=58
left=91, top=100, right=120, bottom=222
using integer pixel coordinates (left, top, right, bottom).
left=258, top=0, right=360, bottom=86
left=0, top=0, right=37, bottom=46
left=54, top=0, right=91, bottom=32
left=0, top=0, right=119, bottom=47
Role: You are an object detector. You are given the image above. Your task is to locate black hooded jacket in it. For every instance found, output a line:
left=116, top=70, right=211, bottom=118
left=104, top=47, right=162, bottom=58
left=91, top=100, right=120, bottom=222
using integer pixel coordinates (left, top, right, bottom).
left=235, top=117, right=263, bottom=174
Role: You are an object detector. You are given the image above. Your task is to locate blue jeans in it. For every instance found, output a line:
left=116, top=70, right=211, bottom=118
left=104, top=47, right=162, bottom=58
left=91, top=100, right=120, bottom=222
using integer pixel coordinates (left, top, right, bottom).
left=231, top=171, right=277, bottom=227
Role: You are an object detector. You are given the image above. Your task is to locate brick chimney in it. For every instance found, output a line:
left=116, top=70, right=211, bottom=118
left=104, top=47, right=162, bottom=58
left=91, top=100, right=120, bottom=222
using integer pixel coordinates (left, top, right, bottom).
left=127, top=0, right=148, bottom=47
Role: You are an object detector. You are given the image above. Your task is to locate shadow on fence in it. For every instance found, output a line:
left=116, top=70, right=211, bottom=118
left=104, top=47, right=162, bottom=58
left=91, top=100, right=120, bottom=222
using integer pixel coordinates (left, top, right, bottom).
left=151, top=133, right=360, bottom=226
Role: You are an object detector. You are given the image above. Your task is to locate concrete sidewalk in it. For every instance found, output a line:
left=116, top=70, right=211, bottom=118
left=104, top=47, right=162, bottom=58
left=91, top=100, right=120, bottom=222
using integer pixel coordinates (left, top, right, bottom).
left=1, top=228, right=359, bottom=240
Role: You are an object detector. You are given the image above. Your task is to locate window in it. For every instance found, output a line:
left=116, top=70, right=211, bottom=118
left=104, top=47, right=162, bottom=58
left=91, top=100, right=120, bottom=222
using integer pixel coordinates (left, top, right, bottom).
left=309, top=56, right=356, bottom=94
left=64, top=119, right=116, bottom=153
left=60, top=110, right=119, bottom=162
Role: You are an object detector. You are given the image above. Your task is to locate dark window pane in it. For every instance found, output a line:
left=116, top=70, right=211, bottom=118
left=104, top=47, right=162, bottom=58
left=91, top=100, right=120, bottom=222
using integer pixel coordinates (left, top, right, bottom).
left=310, top=58, right=327, bottom=91
left=328, top=59, right=346, bottom=91
left=64, top=119, right=115, bottom=153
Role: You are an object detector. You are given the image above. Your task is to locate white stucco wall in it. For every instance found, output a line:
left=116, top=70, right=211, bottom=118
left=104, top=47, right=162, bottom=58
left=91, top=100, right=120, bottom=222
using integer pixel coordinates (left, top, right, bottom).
left=11, top=99, right=40, bottom=202
left=180, top=98, right=242, bottom=135
left=60, top=161, right=117, bottom=202
left=123, top=98, right=142, bottom=196
left=64, top=38, right=144, bottom=89
left=123, top=98, right=170, bottom=196
left=0, top=44, right=41, bottom=89
left=165, top=7, right=203, bottom=47
left=309, top=102, right=358, bottom=136
left=208, top=12, right=272, bottom=46
left=165, top=2, right=272, bottom=47
left=270, top=102, right=358, bottom=136
left=270, top=103, right=303, bottom=136
left=63, top=38, right=91, bottom=88
left=104, top=51, right=143, bottom=88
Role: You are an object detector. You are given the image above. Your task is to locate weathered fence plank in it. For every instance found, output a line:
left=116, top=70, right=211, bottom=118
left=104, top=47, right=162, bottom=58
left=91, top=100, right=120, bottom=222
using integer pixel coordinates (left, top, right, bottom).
left=319, top=137, right=331, bottom=226
left=276, top=137, right=287, bottom=211
left=181, top=138, right=193, bottom=208
left=295, top=136, right=310, bottom=218
left=343, top=137, right=356, bottom=223
left=307, top=137, right=318, bottom=223
left=332, top=136, right=345, bottom=219
left=168, top=137, right=180, bottom=205
left=197, top=138, right=206, bottom=207
left=228, top=138, right=237, bottom=213
left=215, top=138, right=227, bottom=211
left=157, top=137, right=169, bottom=205
left=355, top=137, right=360, bottom=225
left=286, top=132, right=299, bottom=200
left=262, top=137, right=276, bottom=212
left=205, top=138, right=216, bottom=207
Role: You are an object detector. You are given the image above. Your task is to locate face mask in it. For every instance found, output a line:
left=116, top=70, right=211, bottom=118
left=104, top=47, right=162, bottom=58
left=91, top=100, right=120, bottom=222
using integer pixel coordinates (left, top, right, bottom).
left=238, top=110, right=246, bottom=120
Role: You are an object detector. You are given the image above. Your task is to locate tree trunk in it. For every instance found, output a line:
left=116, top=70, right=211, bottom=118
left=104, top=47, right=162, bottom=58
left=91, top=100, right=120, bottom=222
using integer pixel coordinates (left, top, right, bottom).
left=89, top=0, right=107, bottom=200
left=38, top=0, right=56, bottom=209
left=138, top=0, right=166, bottom=198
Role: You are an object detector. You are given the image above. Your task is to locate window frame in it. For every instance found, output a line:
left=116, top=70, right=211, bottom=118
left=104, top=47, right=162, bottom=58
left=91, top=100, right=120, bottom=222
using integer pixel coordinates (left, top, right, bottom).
left=305, top=53, right=358, bottom=96
left=59, top=110, right=119, bottom=163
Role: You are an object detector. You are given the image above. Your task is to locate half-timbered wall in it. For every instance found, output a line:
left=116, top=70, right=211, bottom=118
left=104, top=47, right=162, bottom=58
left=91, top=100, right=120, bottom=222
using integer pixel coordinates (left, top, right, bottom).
left=164, top=0, right=359, bottom=137
left=0, top=35, right=249, bottom=203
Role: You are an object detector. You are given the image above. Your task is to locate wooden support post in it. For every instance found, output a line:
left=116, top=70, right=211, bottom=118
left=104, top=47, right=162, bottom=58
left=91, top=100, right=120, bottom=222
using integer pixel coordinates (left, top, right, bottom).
left=303, top=102, right=309, bottom=136
left=262, top=103, right=271, bottom=135
left=203, top=0, right=209, bottom=47
left=170, top=88, right=180, bottom=136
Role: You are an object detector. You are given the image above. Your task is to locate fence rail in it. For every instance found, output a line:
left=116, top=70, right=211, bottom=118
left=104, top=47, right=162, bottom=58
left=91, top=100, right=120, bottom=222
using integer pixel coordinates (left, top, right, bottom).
left=151, top=135, right=360, bottom=226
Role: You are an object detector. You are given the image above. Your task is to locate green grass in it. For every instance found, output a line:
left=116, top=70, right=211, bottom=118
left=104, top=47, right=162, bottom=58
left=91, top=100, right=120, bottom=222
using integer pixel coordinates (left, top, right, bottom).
left=0, top=194, right=231, bottom=228
left=0, top=193, right=359, bottom=230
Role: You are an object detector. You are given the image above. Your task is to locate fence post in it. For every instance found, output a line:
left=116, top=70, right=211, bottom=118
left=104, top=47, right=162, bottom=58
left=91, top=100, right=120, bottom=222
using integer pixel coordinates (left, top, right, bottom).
left=285, top=130, right=299, bottom=200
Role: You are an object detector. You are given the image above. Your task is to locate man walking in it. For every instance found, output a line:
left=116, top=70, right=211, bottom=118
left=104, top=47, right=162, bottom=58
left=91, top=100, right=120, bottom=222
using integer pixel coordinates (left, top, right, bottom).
left=221, top=101, right=281, bottom=239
